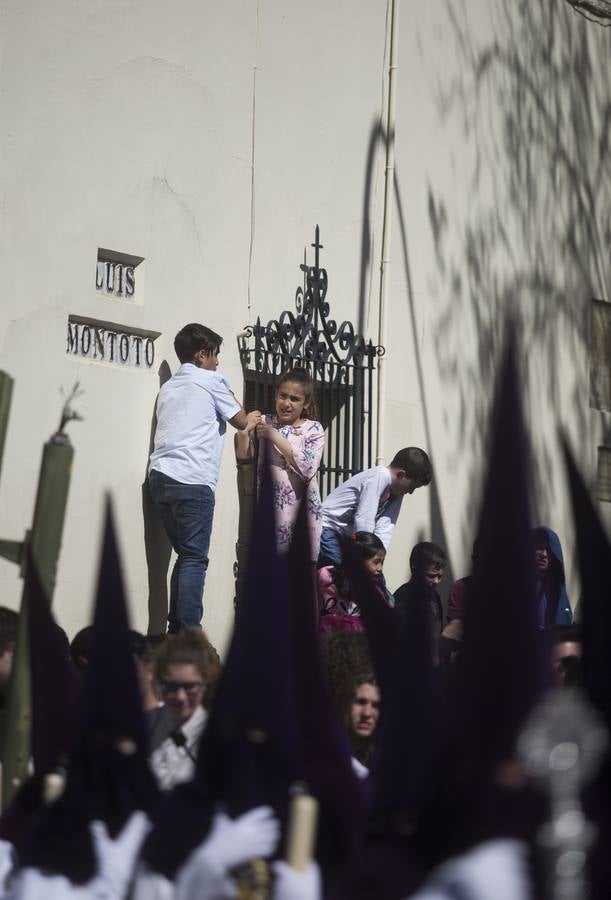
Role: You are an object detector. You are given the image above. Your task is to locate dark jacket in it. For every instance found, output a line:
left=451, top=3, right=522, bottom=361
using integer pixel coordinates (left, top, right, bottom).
left=394, top=579, right=443, bottom=636
left=533, top=526, right=572, bottom=626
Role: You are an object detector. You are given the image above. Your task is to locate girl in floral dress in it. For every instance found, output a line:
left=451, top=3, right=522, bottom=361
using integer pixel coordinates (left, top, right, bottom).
left=235, top=368, right=325, bottom=560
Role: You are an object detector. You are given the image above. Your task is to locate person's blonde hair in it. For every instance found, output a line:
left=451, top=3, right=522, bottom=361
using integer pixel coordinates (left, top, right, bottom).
left=153, top=629, right=221, bottom=709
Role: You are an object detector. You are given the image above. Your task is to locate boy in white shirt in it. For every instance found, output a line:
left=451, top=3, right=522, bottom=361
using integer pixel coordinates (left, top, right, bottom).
left=149, top=323, right=260, bottom=632
left=318, top=447, right=433, bottom=566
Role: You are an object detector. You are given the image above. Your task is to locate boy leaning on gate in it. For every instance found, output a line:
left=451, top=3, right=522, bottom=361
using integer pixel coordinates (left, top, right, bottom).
left=317, top=447, right=433, bottom=567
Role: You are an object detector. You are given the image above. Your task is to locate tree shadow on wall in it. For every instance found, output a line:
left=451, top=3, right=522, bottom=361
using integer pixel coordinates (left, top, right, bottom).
left=357, top=121, right=456, bottom=589
left=426, top=0, right=610, bottom=545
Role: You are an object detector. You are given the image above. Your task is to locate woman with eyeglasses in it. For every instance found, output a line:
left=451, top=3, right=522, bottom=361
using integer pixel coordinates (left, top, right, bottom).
left=148, top=629, right=220, bottom=791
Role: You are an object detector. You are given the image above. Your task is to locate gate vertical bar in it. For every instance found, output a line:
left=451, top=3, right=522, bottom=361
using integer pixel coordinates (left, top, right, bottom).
left=318, top=360, right=327, bottom=491
left=334, top=362, right=342, bottom=489
left=0, top=372, right=14, bottom=482
left=343, top=365, right=351, bottom=479
left=326, top=362, right=333, bottom=496
left=353, top=364, right=364, bottom=474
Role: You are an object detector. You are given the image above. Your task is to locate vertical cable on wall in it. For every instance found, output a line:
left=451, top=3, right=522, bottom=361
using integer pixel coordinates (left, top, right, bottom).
left=375, top=0, right=399, bottom=465
left=246, top=1, right=260, bottom=318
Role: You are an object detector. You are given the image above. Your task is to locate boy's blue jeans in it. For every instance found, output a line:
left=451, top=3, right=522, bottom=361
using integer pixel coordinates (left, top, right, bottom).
left=148, top=469, right=215, bottom=632
left=318, top=526, right=343, bottom=567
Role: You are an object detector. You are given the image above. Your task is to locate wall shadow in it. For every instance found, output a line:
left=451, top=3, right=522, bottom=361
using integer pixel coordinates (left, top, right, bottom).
left=142, top=359, right=172, bottom=635
left=394, top=169, right=456, bottom=589
left=355, top=1, right=610, bottom=592
left=356, top=120, right=456, bottom=590
left=424, top=0, right=610, bottom=548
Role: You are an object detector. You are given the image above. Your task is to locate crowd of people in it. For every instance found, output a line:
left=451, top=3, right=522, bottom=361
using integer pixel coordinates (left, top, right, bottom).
left=0, top=320, right=607, bottom=899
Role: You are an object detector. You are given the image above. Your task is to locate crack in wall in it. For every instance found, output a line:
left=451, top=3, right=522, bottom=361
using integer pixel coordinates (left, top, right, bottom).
left=148, top=175, right=206, bottom=262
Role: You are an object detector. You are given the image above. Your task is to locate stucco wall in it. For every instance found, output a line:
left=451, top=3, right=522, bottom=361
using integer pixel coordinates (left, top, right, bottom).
left=1, top=0, right=609, bottom=650
left=388, top=1, right=611, bottom=604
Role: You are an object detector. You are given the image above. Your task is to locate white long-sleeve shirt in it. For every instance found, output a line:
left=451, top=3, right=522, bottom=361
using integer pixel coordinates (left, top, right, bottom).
left=320, top=466, right=402, bottom=550
left=149, top=364, right=241, bottom=488
left=148, top=707, right=207, bottom=792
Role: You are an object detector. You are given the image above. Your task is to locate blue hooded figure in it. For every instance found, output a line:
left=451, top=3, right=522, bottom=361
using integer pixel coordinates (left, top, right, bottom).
left=531, top=526, right=572, bottom=626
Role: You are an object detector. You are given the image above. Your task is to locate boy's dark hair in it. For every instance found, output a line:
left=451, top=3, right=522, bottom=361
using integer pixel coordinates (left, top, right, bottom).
left=70, top=626, right=149, bottom=668
left=390, top=447, right=433, bottom=485
left=353, top=531, right=386, bottom=561
left=174, top=323, right=223, bottom=364
left=277, top=368, right=318, bottom=420
left=409, top=541, right=447, bottom=573
left=0, top=607, right=18, bottom=654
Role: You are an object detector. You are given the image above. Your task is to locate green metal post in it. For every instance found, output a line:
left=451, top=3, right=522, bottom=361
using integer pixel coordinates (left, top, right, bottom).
left=1, top=432, right=74, bottom=807
left=0, top=377, right=80, bottom=808
left=28, top=434, right=74, bottom=603
left=1, top=597, right=30, bottom=809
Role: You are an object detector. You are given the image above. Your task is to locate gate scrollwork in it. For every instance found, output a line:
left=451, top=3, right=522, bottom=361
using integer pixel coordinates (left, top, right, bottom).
left=238, top=225, right=384, bottom=494
left=239, top=226, right=383, bottom=377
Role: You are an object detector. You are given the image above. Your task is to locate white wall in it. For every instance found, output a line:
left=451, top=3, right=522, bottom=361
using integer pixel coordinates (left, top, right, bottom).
left=1, top=0, right=608, bottom=649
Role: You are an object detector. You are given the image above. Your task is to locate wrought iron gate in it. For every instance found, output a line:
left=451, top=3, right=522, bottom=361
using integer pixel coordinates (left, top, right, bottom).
left=238, top=226, right=384, bottom=497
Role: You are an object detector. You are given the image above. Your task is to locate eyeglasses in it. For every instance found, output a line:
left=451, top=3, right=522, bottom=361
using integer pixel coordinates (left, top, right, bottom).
left=160, top=680, right=204, bottom=696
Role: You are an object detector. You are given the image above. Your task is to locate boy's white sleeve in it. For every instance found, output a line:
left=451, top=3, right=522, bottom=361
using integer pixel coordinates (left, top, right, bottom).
left=353, top=469, right=390, bottom=534
left=373, top=496, right=402, bottom=550
left=210, top=375, right=242, bottom=422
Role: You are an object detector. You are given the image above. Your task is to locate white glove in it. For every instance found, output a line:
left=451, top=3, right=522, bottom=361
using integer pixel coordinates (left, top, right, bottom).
left=197, top=806, right=280, bottom=872
left=175, top=855, right=235, bottom=900
left=5, top=869, right=87, bottom=900
left=409, top=839, right=531, bottom=900
left=131, top=865, right=175, bottom=900
left=175, top=806, right=280, bottom=900
left=272, top=861, right=321, bottom=900
left=5, top=814, right=151, bottom=900
left=0, top=840, right=15, bottom=894
left=87, top=812, right=152, bottom=900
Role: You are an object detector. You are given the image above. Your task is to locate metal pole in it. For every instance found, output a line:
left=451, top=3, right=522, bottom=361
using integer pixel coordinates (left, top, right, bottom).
left=0, top=386, right=79, bottom=808
left=1, top=432, right=74, bottom=807
left=0, top=376, right=21, bottom=566
left=334, top=363, right=341, bottom=488
left=0, top=372, right=14, bottom=482
left=1, top=598, right=30, bottom=809
left=343, top=367, right=351, bottom=479
left=375, top=0, right=399, bottom=465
